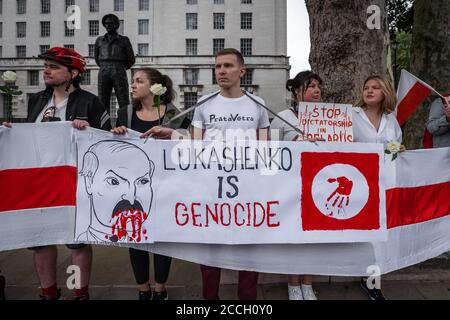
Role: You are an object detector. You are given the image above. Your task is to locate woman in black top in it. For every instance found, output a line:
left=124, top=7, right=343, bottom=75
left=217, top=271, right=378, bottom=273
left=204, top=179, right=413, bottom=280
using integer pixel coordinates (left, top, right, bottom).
left=112, top=68, right=190, bottom=300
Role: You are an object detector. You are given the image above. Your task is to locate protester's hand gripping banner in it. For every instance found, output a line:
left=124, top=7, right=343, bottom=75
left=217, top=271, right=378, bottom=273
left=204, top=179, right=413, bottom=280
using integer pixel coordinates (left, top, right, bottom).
left=75, top=129, right=386, bottom=244
left=298, top=102, right=353, bottom=142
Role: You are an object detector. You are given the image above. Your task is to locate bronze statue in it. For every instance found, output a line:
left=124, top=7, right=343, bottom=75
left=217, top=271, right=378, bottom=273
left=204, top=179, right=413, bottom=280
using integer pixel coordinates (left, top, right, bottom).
left=95, top=14, right=135, bottom=111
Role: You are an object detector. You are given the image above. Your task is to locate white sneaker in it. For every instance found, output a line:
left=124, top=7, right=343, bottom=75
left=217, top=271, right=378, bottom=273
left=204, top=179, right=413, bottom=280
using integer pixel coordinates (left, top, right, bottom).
left=301, top=284, right=318, bottom=300
left=288, top=285, right=303, bottom=300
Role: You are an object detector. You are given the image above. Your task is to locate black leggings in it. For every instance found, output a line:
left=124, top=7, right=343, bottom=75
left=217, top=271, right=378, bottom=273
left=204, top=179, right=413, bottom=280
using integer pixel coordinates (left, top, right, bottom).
left=129, top=248, right=172, bottom=285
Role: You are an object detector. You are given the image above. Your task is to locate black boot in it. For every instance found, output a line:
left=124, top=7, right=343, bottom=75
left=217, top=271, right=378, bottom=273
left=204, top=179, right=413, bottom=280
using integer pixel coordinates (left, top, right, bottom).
left=138, top=290, right=152, bottom=300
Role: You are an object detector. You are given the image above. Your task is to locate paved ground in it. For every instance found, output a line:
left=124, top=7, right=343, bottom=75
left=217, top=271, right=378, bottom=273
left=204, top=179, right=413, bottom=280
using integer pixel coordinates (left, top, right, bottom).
left=1, top=246, right=449, bottom=300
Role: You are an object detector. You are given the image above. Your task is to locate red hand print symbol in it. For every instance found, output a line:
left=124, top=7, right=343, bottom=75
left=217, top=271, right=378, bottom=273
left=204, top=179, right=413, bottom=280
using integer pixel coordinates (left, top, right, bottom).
left=325, top=176, right=353, bottom=216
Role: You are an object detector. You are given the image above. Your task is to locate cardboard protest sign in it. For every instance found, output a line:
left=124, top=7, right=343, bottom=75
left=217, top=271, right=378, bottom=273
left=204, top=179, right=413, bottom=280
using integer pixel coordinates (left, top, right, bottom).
left=298, top=102, right=353, bottom=142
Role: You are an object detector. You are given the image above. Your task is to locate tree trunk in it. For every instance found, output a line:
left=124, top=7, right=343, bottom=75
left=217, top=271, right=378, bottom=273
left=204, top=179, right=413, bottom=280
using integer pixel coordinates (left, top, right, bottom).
left=403, top=0, right=450, bottom=149
left=306, top=0, right=391, bottom=104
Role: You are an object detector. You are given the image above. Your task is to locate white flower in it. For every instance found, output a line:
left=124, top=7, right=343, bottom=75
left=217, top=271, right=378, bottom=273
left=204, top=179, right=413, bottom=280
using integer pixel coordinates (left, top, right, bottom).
left=2, top=71, right=18, bottom=84
left=150, top=83, right=167, bottom=96
left=386, top=140, right=401, bottom=154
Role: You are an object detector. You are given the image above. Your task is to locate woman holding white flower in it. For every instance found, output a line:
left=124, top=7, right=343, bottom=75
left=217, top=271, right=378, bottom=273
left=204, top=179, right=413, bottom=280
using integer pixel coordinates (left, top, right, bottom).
left=112, top=68, right=190, bottom=135
left=112, top=68, right=191, bottom=300
left=353, top=75, right=404, bottom=300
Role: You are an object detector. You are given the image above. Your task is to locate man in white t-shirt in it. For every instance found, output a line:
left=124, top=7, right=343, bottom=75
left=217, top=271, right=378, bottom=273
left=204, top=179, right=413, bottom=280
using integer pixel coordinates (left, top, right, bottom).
left=143, top=49, right=269, bottom=143
left=194, top=48, right=269, bottom=300
left=143, top=48, right=269, bottom=300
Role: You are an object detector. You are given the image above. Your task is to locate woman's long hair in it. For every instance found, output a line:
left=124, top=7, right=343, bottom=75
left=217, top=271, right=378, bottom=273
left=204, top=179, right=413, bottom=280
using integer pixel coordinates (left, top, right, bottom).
left=355, top=76, right=397, bottom=114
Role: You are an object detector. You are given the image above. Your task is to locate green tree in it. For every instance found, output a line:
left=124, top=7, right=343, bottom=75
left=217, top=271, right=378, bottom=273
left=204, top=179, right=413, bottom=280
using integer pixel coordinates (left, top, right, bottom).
left=387, top=0, right=413, bottom=35
left=392, top=31, right=412, bottom=85
left=387, top=0, right=414, bottom=86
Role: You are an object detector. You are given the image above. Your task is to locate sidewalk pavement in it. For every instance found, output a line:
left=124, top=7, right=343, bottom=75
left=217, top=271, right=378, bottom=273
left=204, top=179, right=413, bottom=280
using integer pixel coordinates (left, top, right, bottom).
left=1, top=246, right=449, bottom=300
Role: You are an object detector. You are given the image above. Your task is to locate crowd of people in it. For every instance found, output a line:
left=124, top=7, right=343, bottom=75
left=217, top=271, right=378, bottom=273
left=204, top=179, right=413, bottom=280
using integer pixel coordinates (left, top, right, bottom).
left=1, top=45, right=449, bottom=301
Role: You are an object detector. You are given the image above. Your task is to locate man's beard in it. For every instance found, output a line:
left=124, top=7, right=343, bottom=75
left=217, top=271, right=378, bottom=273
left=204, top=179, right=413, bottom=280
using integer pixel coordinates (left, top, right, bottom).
left=109, top=199, right=149, bottom=243
left=45, top=79, right=70, bottom=89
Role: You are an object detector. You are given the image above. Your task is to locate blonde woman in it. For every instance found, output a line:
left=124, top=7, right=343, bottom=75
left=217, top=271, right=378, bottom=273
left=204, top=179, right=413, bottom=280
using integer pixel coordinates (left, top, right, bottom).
left=353, top=75, right=404, bottom=300
left=353, top=75, right=404, bottom=147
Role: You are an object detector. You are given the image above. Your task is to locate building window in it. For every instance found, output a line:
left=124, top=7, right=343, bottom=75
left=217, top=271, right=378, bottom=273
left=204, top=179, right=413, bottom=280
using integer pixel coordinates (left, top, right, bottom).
left=0, top=47, right=2, bottom=58
left=187, top=0, right=197, bottom=4
left=28, top=70, right=39, bottom=86
left=65, top=0, right=75, bottom=11
left=114, top=0, right=124, bottom=11
left=0, top=23, right=2, bottom=38
left=0, top=0, right=2, bottom=14
left=184, top=92, right=198, bottom=109
left=214, top=0, right=224, bottom=4
left=241, top=12, right=252, bottom=29
left=186, top=39, right=198, bottom=56
left=41, top=0, right=51, bottom=14
left=40, top=21, right=50, bottom=37
left=186, top=13, right=198, bottom=30
left=213, top=39, right=225, bottom=55
left=17, top=0, right=26, bottom=14
left=89, top=20, right=99, bottom=37
left=241, top=69, right=253, bottom=85
left=213, top=13, right=225, bottom=30
left=138, top=43, right=149, bottom=56
left=139, top=0, right=149, bottom=11
left=184, top=69, right=199, bottom=85
left=241, top=0, right=252, bottom=3
left=64, top=44, right=74, bottom=50
left=16, top=46, right=26, bottom=58
left=89, top=0, right=99, bottom=12
left=65, top=21, right=75, bottom=37
left=17, top=22, right=26, bottom=38
left=81, top=70, right=91, bottom=85
left=40, top=45, right=50, bottom=54
left=240, top=38, right=252, bottom=56
left=118, top=20, right=124, bottom=35
left=138, top=20, right=149, bottom=35
left=88, top=44, right=95, bottom=57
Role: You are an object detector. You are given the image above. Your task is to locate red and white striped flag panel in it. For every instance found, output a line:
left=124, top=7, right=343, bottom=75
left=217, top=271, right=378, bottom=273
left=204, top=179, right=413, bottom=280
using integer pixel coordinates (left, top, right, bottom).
left=0, top=124, right=449, bottom=275
left=385, top=147, right=450, bottom=229
left=396, top=70, right=436, bottom=126
left=0, top=122, right=76, bottom=213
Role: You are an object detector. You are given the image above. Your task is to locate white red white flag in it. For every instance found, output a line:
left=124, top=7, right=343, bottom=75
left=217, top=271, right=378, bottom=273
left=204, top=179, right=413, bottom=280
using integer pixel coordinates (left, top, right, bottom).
left=0, top=122, right=76, bottom=250
left=1, top=125, right=450, bottom=276
left=396, top=70, right=439, bottom=126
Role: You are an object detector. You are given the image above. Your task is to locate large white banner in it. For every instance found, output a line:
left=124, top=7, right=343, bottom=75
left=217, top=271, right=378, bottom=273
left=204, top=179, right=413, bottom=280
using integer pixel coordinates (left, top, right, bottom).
left=1, top=124, right=449, bottom=276
left=75, top=129, right=386, bottom=244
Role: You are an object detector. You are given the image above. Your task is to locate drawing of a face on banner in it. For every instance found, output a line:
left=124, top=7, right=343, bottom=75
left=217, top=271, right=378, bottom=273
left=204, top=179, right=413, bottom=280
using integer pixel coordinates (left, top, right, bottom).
left=77, top=140, right=155, bottom=243
left=301, top=152, right=380, bottom=231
